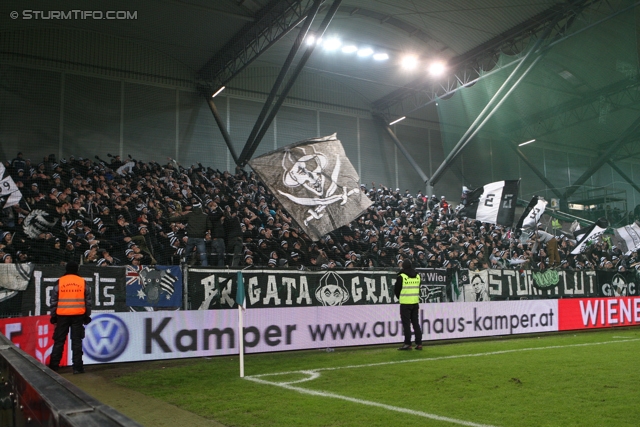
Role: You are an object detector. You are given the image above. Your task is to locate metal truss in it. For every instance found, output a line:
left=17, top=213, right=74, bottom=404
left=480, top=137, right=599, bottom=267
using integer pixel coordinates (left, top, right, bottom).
left=371, top=0, right=622, bottom=121
left=563, top=113, right=640, bottom=199
left=196, top=0, right=317, bottom=94
left=507, top=79, right=640, bottom=143
left=237, top=0, right=342, bottom=167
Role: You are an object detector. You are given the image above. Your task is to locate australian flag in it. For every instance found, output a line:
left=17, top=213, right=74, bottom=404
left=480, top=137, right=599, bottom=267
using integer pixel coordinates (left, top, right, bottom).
left=126, top=265, right=182, bottom=307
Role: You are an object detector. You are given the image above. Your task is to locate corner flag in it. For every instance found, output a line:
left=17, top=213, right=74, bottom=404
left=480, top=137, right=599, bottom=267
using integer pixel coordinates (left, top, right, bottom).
left=236, top=270, right=246, bottom=310
left=237, top=270, right=246, bottom=378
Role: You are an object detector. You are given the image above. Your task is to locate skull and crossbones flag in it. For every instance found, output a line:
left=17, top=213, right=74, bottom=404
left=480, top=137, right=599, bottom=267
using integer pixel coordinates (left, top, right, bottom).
left=248, top=134, right=373, bottom=241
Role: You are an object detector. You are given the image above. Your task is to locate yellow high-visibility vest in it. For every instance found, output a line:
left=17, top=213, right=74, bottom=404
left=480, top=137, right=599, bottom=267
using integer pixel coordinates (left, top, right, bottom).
left=399, top=273, right=420, bottom=304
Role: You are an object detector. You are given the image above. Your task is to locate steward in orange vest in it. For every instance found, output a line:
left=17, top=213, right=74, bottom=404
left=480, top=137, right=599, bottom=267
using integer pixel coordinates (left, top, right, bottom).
left=48, top=261, right=92, bottom=374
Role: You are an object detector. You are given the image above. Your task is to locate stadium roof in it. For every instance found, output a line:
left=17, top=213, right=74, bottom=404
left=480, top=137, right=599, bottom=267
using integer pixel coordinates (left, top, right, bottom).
left=5, top=0, right=637, bottom=198
left=2, top=0, right=568, bottom=112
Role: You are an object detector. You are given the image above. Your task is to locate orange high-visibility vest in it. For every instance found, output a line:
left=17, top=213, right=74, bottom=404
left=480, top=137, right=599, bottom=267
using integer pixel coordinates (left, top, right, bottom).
left=57, top=274, right=86, bottom=315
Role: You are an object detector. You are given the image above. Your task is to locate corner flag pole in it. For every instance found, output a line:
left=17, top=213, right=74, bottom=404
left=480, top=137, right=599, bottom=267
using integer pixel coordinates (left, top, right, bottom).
left=236, top=270, right=246, bottom=378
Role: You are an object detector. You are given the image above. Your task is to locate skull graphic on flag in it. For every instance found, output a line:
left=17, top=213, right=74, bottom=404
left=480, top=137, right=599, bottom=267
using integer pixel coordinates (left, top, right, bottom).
left=249, top=134, right=372, bottom=241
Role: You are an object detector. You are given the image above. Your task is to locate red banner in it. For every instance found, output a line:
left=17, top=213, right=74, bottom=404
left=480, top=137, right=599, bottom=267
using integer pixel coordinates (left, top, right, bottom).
left=0, top=316, right=69, bottom=367
left=558, top=297, right=640, bottom=330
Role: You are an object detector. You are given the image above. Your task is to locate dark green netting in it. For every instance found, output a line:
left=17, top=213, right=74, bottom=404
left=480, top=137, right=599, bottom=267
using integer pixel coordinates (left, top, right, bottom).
left=436, top=1, right=640, bottom=223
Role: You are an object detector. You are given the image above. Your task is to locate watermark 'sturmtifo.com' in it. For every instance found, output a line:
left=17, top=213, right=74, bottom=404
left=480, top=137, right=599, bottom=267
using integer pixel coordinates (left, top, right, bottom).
left=10, top=10, right=137, bottom=20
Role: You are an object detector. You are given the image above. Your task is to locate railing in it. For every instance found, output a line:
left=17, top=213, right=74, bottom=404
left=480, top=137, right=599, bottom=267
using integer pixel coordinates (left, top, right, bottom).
left=0, top=333, right=141, bottom=427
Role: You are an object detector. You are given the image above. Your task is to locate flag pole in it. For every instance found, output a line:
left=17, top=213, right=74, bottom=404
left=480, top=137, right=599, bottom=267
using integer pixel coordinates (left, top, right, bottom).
left=238, top=303, right=244, bottom=378
left=236, top=270, right=245, bottom=378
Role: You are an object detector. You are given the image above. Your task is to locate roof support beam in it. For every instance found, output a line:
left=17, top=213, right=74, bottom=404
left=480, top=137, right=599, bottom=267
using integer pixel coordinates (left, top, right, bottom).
left=607, top=159, right=640, bottom=196
left=238, top=0, right=343, bottom=167
left=205, top=95, right=239, bottom=165
left=374, top=114, right=429, bottom=185
left=507, top=79, right=640, bottom=142
left=238, top=0, right=322, bottom=165
left=429, top=53, right=544, bottom=186
left=197, top=0, right=317, bottom=93
left=509, top=144, right=564, bottom=200
left=563, top=113, right=640, bottom=200
left=372, top=0, right=637, bottom=121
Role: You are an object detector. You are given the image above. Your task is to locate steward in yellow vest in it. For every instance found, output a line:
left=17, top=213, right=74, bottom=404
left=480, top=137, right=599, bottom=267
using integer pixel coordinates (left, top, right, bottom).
left=49, top=261, right=92, bottom=374
left=394, top=259, right=422, bottom=350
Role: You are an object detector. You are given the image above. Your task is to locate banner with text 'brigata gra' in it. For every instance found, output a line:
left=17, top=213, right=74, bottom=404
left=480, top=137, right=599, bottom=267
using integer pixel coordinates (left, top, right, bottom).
left=188, top=268, right=465, bottom=310
left=188, top=269, right=396, bottom=310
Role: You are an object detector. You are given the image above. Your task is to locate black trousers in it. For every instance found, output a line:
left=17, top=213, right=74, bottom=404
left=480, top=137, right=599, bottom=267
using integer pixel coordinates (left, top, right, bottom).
left=49, top=315, right=85, bottom=370
left=400, top=303, right=422, bottom=346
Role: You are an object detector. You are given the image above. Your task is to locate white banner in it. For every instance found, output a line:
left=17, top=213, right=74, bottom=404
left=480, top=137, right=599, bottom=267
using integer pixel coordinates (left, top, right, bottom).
left=615, top=223, right=640, bottom=255
left=79, top=300, right=558, bottom=364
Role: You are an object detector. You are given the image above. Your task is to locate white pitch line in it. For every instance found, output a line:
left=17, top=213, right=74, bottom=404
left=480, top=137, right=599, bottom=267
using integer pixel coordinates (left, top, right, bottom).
left=246, top=375, right=498, bottom=427
left=246, top=338, right=640, bottom=427
left=249, top=338, right=640, bottom=379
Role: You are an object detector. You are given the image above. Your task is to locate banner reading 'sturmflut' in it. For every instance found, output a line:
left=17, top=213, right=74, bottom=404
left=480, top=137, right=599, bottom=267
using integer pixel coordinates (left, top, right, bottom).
left=249, top=134, right=373, bottom=241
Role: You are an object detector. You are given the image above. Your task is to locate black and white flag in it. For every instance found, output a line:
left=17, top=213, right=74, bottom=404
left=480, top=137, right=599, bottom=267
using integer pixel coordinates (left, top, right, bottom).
left=458, top=180, right=519, bottom=226
left=248, top=134, right=373, bottom=241
left=571, top=217, right=608, bottom=255
left=516, top=196, right=547, bottom=230
left=0, top=164, right=22, bottom=209
left=613, top=222, right=640, bottom=255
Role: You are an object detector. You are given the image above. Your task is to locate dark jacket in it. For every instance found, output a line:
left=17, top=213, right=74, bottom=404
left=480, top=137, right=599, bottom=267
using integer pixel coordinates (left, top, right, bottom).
left=224, top=214, right=243, bottom=242
left=210, top=210, right=225, bottom=239
left=184, top=206, right=212, bottom=238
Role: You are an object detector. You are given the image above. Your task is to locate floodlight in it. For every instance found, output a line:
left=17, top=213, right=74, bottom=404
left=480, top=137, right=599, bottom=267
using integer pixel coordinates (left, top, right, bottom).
left=305, top=35, right=316, bottom=46
left=373, top=53, right=389, bottom=61
left=342, top=45, right=358, bottom=54
left=518, top=139, right=536, bottom=147
left=323, top=38, right=342, bottom=51
left=428, top=61, right=446, bottom=76
left=357, top=47, right=373, bottom=57
left=389, top=116, right=406, bottom=125
left=401, top=55, right=418, bottom=70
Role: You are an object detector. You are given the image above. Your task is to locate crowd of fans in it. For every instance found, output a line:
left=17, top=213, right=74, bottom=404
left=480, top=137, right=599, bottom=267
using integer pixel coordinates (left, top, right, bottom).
left=1, top=151, right=639, bottom=273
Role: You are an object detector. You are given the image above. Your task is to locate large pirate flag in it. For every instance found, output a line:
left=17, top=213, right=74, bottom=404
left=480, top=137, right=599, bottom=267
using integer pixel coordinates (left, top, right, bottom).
left=248, top=134, right=373, bottom=241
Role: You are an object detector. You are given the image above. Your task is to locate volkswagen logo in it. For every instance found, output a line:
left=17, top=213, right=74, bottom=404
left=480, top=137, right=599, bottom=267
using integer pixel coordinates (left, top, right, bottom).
left=83, top=314, right=129, bottom=362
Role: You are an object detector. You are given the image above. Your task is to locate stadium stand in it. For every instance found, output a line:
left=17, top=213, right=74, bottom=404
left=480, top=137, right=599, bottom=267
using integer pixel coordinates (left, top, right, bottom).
left=2, top=153, right=638, bottom=273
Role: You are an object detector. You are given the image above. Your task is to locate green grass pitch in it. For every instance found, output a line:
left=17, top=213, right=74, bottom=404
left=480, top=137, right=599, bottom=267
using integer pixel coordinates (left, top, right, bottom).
left=109, top=328, right=640, bottom=426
